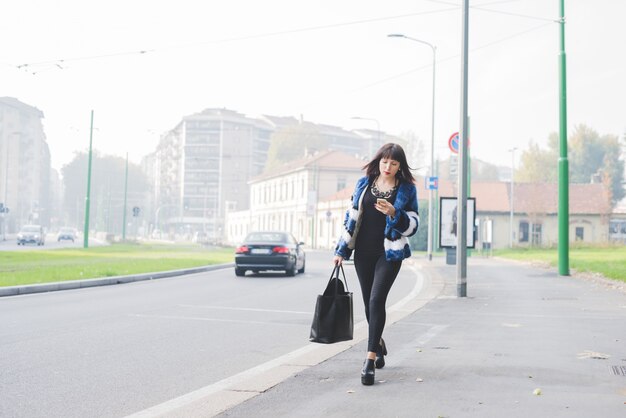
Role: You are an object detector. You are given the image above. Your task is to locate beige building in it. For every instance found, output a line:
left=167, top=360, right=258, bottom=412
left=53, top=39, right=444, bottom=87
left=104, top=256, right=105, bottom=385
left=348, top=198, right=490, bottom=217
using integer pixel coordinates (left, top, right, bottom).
left=437, top=181, right=612, bottom=249
left=225, top=150, right=365, bottom=247
left=0, top=97, right=51, bottom=233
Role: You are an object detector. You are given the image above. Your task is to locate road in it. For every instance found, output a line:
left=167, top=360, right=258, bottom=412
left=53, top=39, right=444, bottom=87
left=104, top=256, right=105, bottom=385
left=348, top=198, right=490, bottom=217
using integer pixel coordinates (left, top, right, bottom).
left=0, top=249, right=419, bottom=418
left=0, top=233, right=106, bottom=251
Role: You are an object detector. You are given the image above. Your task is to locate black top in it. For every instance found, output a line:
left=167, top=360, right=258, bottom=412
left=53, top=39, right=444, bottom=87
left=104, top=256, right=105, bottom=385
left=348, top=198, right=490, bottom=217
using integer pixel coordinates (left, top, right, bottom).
left=355, top=184, right=398, bottom=256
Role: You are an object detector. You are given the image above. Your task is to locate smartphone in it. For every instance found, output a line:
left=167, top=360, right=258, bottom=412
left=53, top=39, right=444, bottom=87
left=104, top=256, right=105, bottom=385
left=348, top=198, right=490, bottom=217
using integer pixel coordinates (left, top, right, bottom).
left=376, top=198, right=386, bottom=205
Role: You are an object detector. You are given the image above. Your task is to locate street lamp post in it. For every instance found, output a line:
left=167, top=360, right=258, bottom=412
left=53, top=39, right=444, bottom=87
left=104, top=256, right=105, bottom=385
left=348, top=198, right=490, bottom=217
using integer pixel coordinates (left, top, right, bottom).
left=83, top=110, right=94, bottom=248
left=2, top=135, right=12, bottom=241
left=558, top=0, right=570, bottom=275
left=388, top=33, right=437, bottom=261
left=351, top=116, right=381, bottom=159
left=508, top=147, right=517, bottom=248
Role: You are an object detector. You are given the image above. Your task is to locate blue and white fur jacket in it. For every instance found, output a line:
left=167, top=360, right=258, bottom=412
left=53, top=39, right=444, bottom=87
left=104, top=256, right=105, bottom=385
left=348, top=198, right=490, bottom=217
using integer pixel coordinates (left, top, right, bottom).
left=334, top=176, right=419, bottom=261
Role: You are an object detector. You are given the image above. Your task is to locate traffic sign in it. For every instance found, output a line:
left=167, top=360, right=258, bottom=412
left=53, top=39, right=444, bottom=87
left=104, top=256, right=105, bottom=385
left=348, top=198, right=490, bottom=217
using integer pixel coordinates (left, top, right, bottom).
left=448, top=131, right=470, bottom=154
left=448, top=132, right=459, bottom=154
left=426, top=176, right=438, bottom=190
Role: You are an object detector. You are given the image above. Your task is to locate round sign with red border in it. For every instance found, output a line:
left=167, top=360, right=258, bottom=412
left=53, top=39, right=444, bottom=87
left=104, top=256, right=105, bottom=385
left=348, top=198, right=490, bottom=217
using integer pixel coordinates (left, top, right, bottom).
left=448, top=132, right=459, bottom=153
left=448, top=132, right=470, bottom=154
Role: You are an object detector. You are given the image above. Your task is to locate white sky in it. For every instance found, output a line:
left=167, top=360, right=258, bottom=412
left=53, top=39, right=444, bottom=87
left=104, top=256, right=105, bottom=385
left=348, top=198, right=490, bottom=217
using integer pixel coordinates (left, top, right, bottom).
left=2, top=0, right=625, bottom=172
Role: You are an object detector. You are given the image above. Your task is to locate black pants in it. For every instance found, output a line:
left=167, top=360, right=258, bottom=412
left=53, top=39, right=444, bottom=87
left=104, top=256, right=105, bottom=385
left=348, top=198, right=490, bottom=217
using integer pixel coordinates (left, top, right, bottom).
left=353, top=251, right=402, bottom=353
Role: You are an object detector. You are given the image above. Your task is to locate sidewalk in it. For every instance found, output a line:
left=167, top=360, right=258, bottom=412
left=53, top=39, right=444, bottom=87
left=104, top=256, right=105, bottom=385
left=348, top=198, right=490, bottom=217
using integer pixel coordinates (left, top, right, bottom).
left=213, top=256, right=626, bottom=418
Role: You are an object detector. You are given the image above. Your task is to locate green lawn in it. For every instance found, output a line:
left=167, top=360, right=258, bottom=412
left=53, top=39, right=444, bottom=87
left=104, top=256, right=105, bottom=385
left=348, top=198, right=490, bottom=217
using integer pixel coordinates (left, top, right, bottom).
left=0, top=243, right=235, bottom=287
left=493, top=245, right=626, bottom=283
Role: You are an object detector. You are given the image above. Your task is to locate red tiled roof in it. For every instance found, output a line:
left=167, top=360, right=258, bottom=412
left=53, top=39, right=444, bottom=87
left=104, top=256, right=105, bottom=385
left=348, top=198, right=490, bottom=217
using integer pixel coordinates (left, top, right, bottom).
left=251, top=150, right=365, bottom=182
left=437, top=179, right=610, bottom=215
left=323, top=187, right=354, bottom=202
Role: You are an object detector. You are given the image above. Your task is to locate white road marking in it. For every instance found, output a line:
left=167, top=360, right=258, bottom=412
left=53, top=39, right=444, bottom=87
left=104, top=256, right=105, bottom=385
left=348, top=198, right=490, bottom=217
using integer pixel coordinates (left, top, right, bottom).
left=130, top=313, right=301, bottom=327
left=126, top=262, right=434, bottom=418
left=178, top=304, right=312, bottom=315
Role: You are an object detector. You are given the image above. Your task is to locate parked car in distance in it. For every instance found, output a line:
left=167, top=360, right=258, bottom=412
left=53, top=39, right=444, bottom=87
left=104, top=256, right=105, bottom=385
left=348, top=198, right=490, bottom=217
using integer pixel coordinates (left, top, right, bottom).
left=57, top=227, right=78, bottom=242
left=234, top=231, right=305, bottom=277
left=17, top=224, right=46, bottom=246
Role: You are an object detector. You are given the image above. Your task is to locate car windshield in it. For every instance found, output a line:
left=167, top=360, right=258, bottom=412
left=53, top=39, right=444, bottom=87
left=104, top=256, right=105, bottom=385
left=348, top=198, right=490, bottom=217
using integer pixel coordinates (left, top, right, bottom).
left=245, top=232, right=287, bottom=243
left=21, top=226, right=40, bottom=232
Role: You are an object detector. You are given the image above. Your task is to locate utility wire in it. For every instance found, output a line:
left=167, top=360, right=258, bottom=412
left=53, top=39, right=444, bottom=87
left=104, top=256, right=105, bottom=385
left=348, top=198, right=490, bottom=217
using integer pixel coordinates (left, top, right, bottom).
left=321, top=21, right=554, bottom=98
left=12, top=7, right=459, bottom=72
left=424, top=0, right=557, bottom=22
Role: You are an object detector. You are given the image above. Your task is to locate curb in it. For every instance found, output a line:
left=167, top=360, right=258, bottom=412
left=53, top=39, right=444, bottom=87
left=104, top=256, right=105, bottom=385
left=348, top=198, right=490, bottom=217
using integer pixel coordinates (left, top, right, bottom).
left=0, top=263, right=235, bottom=297
left=125, top=259, right=446, bottom=417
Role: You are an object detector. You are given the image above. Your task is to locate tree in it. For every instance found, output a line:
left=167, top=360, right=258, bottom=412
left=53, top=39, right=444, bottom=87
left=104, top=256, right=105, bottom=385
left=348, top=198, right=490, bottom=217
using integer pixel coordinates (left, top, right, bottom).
left=264, top=124, right=328, bottom=172
left=397, top=130, right=425, bottom=172
left=471, top=159, right=500, bottom=181
left=61, top=152, right=150, bottom=233
left=516, top=125, right=624, bottom=205
left=516, top=137, right=558, bottom=182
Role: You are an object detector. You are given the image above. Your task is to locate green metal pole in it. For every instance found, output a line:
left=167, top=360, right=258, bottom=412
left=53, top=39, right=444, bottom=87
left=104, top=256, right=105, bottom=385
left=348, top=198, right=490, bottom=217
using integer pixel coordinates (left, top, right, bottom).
left=558, top=0, right=570, bottom=275
left=83, top=110, right=94, bottom=248
left=122, top=153, right=128, bottom=241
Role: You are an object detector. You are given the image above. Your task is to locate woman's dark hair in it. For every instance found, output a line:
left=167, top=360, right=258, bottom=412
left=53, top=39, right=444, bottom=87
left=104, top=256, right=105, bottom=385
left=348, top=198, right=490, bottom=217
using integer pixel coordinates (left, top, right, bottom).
left=363, top=143, right=415, bottom=184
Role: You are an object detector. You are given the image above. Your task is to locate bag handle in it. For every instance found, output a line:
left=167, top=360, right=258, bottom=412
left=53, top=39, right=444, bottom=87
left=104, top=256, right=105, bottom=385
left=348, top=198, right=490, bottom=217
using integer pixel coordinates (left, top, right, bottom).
left=330, top=263, right=349, bottom=293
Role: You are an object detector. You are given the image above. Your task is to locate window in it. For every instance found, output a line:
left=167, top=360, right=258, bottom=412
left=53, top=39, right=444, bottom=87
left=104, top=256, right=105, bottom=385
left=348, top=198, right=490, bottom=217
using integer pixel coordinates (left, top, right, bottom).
left=531, top=223, right=542, bottom=246
left=519, top=221, right=529, bottom=243
left=337, top=176, right=346, bottom=192
left=575, top=227, right=584, bottom=241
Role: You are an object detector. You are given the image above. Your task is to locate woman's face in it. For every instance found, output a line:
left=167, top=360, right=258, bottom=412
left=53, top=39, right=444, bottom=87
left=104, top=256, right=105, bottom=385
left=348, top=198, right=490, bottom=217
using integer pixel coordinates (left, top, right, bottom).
left=379, top=157, right=400, bottom=180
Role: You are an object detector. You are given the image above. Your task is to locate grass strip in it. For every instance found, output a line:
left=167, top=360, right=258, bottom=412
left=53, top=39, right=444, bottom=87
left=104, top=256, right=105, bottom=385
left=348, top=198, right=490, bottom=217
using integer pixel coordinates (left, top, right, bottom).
left=0, top=243, right=234, bottom=287
left=493, top=244, right=626, bottom=284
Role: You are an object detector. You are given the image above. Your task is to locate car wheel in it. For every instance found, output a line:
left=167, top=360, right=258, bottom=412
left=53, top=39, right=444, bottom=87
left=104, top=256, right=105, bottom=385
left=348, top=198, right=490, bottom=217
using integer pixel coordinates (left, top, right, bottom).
left=235, top=268, right=246, bottom=277
left=298, top=260, right=305, bottom=274
left=286, top=265, right=296, bottom=277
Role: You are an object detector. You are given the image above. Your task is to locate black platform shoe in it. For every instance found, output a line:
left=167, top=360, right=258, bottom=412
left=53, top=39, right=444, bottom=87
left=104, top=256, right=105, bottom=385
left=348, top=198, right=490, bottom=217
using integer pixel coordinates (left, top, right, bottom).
left=375, top=338, right=387, bottom=369
left=361, top=359, right=375, bottom=385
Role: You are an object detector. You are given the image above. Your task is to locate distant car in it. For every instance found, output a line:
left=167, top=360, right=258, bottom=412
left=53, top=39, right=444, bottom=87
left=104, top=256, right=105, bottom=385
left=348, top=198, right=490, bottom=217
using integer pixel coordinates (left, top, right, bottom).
left=234, top=231, right=306, bottom=277
left=17, top=224, right=46, bottom=246
left=57, top=227, right=77, bottom=242
left=192, top=231, right=209, bottom=245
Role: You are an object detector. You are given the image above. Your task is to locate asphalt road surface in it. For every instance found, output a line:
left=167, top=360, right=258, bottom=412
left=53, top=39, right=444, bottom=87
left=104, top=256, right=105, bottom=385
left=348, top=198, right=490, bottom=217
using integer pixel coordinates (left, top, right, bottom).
left=0, top=249, right=419, bottom=418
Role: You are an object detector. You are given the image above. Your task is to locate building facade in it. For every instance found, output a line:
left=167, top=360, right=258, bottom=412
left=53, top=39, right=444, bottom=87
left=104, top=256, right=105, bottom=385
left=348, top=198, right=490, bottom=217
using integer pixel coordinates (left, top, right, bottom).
left=225, top=150, right=365, bottom=247
left=151, top=108, right=273, bottom=240
left=149, top=109, right=392, bottom=242
left=0, top=97, right=51, bottom=234
left=437, top=181, right=612, bottom=249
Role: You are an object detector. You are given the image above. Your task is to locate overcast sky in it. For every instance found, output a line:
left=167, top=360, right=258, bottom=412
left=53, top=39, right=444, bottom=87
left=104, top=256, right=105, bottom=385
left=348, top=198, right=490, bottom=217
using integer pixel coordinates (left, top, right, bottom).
left=2, top=0, right=625, bottom=173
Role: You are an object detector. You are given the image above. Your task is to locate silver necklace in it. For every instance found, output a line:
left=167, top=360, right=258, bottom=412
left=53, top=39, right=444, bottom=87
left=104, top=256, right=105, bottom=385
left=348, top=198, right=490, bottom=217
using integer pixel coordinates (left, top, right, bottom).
left=371, top=178, right=397, bottom=199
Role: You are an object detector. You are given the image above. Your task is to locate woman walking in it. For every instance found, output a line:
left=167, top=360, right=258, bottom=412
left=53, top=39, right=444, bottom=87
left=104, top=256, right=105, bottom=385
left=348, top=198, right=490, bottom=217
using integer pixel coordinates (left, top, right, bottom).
left=333, top=143, right=419, bottom=385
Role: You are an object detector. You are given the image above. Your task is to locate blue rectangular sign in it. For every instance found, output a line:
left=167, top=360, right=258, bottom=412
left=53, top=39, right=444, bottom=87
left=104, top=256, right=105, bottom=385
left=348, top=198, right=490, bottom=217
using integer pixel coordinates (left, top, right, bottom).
left=426, top=176, right=438, bottom=190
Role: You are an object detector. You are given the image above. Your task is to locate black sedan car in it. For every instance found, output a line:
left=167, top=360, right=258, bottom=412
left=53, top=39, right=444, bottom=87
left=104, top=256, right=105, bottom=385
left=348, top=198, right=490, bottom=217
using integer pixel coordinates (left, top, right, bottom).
left=235, top=231, right=305, bottom=277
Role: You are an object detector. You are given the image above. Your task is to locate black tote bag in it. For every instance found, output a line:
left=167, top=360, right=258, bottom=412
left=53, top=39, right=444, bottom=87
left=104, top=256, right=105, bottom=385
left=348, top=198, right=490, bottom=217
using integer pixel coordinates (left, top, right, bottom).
left=309, top=264, right=354, bottom=344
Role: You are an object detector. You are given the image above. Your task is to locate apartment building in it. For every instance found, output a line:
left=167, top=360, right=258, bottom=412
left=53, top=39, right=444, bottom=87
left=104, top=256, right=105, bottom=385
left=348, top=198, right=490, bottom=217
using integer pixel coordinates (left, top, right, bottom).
left=0, top=97, right=51, bottom=233
left=152, top=108, right=273, bottom=240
